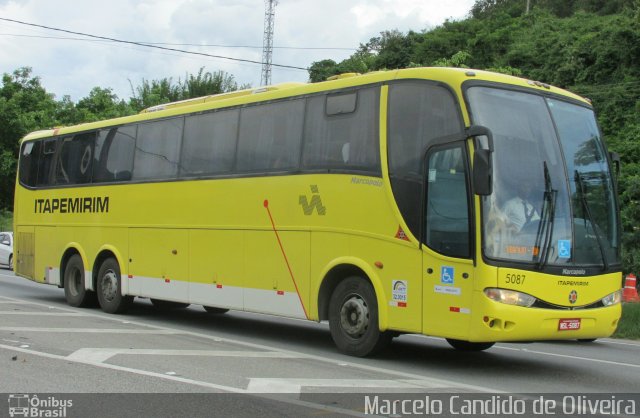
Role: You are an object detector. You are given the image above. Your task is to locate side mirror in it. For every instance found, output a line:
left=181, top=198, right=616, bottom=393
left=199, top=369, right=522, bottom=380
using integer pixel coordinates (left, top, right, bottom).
left=466, top=125, right=494, bottom=196
left=609, top=151, right=620, bottom=179
left=473, top=149, right=493, bottom=196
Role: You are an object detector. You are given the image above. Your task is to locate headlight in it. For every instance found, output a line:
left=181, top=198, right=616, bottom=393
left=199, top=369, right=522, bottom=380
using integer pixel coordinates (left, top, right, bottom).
left=484, top=288, right=536, bottom=307
left=601, top=289, right=622, bottom=306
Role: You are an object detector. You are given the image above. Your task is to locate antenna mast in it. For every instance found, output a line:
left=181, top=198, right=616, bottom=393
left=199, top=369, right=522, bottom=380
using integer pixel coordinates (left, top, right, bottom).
left=261, top=0, right=277, bottom=86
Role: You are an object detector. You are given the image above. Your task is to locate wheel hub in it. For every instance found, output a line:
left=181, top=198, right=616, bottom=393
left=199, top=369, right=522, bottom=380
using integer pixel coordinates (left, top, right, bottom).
left=101, top=270, right=118, bottom=302
left=340, top=295, right=369, bottom=337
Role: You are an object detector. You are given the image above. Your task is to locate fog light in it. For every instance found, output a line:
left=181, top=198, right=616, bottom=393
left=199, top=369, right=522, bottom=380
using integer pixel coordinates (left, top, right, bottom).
left=484, top=288, right=536, bottom=307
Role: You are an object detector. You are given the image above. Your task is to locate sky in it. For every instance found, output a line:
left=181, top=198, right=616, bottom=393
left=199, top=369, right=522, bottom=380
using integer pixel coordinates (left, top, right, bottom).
left=0, top=0, right=475, bottom=102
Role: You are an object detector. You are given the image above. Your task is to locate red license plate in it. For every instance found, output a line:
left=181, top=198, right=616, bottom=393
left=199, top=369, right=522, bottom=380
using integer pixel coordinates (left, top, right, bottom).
left=558, top=318, right=581, bottom=331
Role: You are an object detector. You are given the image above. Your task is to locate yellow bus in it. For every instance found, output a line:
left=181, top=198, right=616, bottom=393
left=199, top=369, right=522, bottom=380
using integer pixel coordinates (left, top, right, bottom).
left=13, top=68, right=622, bottom=356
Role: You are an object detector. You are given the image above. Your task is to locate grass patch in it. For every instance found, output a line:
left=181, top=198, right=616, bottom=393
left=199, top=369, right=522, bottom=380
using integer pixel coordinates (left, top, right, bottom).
left=0, top=210, right=12, bottom=232
left=613, top=302, right=640, bottom=340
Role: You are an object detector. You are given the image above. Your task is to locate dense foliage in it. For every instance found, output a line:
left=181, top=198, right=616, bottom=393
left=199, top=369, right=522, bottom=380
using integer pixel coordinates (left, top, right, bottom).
left=309, top=0, right=640, bottom=273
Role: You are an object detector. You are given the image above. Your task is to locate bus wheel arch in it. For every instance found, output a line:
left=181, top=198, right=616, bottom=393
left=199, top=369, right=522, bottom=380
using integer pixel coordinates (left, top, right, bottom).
left=318, top=264, right=368, bottom=321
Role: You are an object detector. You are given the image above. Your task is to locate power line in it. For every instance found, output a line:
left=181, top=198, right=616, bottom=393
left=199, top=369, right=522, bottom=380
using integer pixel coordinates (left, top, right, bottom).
left=0, top=32, right=356, bottom=50
left=0, top=17, right=308, bottom=71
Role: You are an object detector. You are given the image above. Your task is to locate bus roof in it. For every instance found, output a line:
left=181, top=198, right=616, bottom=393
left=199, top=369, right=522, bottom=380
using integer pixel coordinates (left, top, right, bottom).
left=20, top=67, right=590, bottom=143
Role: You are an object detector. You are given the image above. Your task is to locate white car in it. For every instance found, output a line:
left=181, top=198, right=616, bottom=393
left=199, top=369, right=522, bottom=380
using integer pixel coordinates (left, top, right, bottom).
left=0, top=231, right=13, bottom=270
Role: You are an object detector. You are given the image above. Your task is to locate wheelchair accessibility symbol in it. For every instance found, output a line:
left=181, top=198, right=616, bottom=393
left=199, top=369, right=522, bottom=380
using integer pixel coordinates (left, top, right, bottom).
left=558, top=240, right=571, bottom=259
left=441, top=266, right=454, bottom=284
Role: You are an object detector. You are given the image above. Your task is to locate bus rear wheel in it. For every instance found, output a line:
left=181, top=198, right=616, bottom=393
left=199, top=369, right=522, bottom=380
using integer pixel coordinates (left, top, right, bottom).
left=446, top=338, right=495, bottom=351
left=328, top=276, right=391, bottom=357
left=96, top=258, right=132, bottom=314
left=63, top=254, right=96, bottom=307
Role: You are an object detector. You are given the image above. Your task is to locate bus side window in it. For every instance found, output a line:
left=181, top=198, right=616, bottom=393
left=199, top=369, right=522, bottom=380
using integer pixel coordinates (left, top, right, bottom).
left=36, top=138, right=58, bottom=187
left=55, top=132, right=95, bottom=185
left=94, top=126, right=136, bottom=183
left=181, top=109, right=239, bottom=177
left=425, top=146, right=471, bottom=258
left=387, top=82, right=464, bottom=237
left=302, top=87, right=379, bottom=172
left=236, top=99, right=304, bottom=172
left=19, top=141, right=41, bottom=187
left=133, top=118, right=183, bottom=181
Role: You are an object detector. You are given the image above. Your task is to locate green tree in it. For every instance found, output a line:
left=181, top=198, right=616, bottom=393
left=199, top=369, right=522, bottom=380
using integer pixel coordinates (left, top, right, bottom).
left=75, top=87, right=133, bottom=121
left=308, top=59, right=340, bottom=83
left=129, top=77, right=183, bottom=111
left=433, top=50, right=472, bottom=67
left=0, top=67, right=58, bottom=210
left=129, top=67, right=245, bottom=112
left=183, top=68, right=246, bottom=98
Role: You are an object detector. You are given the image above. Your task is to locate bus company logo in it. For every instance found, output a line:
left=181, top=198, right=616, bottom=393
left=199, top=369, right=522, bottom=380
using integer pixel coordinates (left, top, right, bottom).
left=8, top=394, right=72, bottom=417
left=569, top=290, right=578, bottom=304
left=34, top=196, right=109, bottom=214
left=299, top=185, right=326, bottom=216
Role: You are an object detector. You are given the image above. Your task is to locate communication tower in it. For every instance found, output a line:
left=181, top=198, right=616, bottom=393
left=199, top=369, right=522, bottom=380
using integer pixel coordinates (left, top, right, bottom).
left=261, top=0, right=277, bottom=86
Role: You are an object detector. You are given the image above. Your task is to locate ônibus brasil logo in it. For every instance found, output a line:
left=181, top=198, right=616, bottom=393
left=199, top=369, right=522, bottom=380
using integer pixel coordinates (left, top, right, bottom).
left=8, top=394, right=72, bottom=417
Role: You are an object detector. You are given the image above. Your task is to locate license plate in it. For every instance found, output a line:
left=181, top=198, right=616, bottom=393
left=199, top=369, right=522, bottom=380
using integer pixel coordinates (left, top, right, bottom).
left=558, top=318, right=581, bottom=331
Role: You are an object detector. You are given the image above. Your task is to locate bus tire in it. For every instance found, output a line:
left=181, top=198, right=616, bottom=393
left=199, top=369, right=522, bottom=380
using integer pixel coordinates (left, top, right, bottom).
left=446, top=338, right=495, bottom=351
left=150, top=299, right=190, bottom=310
left=328, top=276, right=392, bottom=357
left=578, top=338, right=597, bottom=342
left=96, top=257, right=132, bottom=314
left=63, top=254, right=96, bottom=307
left=203, top=306, right=229, bottom=314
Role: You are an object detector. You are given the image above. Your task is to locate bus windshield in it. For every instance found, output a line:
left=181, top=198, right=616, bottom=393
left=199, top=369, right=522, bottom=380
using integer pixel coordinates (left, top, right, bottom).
left=467, top=86, right=620, bottom=269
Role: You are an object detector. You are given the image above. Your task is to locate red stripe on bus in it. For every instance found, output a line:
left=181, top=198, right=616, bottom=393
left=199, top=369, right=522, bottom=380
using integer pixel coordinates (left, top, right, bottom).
left=264, top=199, right=308, bottom=319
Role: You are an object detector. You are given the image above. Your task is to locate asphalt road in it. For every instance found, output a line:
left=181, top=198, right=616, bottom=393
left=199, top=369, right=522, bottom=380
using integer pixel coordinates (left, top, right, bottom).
left=1, top=269, right=639, bottom=418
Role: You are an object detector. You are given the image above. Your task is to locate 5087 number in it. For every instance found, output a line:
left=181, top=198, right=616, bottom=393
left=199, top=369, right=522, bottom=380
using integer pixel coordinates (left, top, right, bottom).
left=505, top=273, right=526, bottom=285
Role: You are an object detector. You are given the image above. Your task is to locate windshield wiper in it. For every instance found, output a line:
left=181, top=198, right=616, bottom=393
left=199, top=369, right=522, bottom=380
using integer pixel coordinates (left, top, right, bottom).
left=533, top=161, right=557, bottom=269
left=574, top=170, right=609, bottom=271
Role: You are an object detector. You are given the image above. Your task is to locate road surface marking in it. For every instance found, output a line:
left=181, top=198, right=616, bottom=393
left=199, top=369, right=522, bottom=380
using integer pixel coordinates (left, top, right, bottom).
left=0, top=311, right=85, bottom=316
left=0, top=327, right=182, bottom=334
left=247, top=378, right=459, bottom=393
left=498, top=345, right=640, bottom=369
left=0, top=295, right=494, bottom=393
left=0, top=343, right=372, bottom=417
left=599, top=338, right=640, bottom=348
left=67, top=348, right=303, bottom=363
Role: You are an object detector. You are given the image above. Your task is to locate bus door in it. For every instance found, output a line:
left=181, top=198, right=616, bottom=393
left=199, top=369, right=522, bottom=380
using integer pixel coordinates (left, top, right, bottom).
left=421, top=144, right=475, bottom=339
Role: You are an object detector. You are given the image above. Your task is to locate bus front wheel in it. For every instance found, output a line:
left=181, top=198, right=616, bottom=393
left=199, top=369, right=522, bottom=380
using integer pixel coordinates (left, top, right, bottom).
left=96, top=258, right=133, bottom=314
left=63, top=254, right=96, bottom=307
left=328, top=276, right=391, bottom=357
left=446, top=338, right=495, bottom=351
